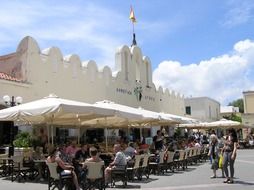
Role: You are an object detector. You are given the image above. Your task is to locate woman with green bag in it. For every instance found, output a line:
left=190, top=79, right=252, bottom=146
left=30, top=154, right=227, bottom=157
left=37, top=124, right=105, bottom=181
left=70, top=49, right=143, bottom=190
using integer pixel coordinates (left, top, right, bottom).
left=218, top=149, right=225, bottom=178
left=208, top=134, right=219, bottom=178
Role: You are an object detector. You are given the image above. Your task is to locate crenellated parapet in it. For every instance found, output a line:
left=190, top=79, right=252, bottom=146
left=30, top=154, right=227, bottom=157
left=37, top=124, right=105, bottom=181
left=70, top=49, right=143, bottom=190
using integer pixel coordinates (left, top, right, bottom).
left=0, top=36, right=185, bottom=115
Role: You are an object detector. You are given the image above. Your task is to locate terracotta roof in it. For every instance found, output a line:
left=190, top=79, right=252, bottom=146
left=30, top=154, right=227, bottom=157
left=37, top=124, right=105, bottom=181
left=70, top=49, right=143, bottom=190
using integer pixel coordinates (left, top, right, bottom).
left=0, top=72, right=22, bottom=82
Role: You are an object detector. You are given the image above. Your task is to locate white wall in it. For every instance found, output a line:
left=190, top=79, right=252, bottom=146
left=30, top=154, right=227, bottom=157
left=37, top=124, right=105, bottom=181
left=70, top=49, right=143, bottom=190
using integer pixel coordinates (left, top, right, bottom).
left=0, top=36, right=185, bottom=116
left=184, top=97, right=220, bottom=122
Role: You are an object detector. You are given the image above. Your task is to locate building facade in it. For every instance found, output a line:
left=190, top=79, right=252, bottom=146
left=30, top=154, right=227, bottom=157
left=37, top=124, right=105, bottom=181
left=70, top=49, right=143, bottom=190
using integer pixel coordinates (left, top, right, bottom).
left=0, top=36, right=185, bottom=115
left=220, top=106, right=240, bottom=118
left=0, top=36, right=185, bottom=144
left=242, top=91, right=254, bottom=129
left=184, top=97, right=220, bottom=122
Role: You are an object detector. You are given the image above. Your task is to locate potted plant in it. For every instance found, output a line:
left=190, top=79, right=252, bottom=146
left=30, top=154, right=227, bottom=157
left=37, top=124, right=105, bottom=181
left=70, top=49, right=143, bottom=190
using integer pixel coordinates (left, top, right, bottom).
left=13, top=132, right=32, bottom=157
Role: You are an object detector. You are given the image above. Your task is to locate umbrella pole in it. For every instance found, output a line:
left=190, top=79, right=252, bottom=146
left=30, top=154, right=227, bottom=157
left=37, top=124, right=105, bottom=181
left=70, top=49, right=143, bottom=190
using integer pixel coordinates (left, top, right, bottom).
left=51, top=125, right=54, bottom=145
left=127, top=126, right=130, bottom=140
left=50, top=115, right=54, bottom=145
left=78, top=126, right=80, bottom=145
left=105, top=127, right=108, bottom=152
left=47, top=124, right=50, bottom=144
left=140, top=126, right=142, bottom=142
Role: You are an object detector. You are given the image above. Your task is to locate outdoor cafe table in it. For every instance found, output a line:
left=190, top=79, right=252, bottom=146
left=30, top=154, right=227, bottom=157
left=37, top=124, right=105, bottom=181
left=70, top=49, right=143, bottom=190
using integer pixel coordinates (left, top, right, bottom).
left=99, top=153, right=114, bottom=166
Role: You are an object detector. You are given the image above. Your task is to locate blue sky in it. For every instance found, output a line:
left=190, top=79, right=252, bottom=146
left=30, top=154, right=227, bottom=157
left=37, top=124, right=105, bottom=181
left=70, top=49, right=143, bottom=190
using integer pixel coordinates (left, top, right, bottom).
left=0, top=0, right=254, bottom=105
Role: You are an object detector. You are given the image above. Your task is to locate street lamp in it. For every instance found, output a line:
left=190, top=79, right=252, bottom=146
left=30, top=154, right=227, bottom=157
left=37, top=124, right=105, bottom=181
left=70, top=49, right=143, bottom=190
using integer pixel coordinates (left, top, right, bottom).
left=3, top=95, right=23, bottom=106
left=2, top=95, right=23, bottom=157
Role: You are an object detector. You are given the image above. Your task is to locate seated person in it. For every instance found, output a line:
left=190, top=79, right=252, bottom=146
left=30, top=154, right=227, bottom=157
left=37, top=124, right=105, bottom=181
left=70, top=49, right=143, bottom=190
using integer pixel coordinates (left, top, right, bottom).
left=86, top=147, right=103, bottom=162
left=32, top=146, right=44, bottom=160
left=104, top=144, right=127, bottom=184
left=75, top=143, right=89, bottom=162
left=57, top=144, right=69, bottom=162
left=65, top=140, right=79, bottom=160
left=124, top=142, right=137, bottom=158
left=47, top=148, right=80, bottom=190
left=73, top=143, right=89, bottom=182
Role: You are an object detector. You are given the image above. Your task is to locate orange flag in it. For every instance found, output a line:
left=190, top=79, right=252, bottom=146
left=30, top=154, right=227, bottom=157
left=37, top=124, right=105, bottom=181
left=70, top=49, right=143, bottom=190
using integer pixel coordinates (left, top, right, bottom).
left=129, top=6, right=137, bottom=23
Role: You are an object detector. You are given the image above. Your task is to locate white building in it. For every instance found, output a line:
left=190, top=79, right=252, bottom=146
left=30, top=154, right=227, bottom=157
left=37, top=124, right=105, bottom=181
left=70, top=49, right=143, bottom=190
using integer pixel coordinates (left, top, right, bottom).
left=220, top=106, right=240, bottom=118
left=184, top=97, right=220, bottom=122
left=242, top=91, right=254, bottom=129
left=0, top=36, right=185, bottom=142
left=220, top=106, right=239, bottom=114
left=0, top=36, right=185, bottom=114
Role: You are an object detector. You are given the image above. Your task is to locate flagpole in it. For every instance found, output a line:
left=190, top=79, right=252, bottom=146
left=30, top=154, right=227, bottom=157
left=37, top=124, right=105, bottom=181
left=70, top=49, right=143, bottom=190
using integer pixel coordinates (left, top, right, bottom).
left=132, top=21, right=135, bottom=34
left=130, top=5, right=137, bottom=46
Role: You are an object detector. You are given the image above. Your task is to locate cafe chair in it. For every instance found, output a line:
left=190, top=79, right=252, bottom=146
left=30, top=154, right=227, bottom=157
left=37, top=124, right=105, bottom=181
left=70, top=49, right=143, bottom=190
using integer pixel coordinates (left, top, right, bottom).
left=11, top=155, right=31, bottom=182
left=46, top=162, right=73, bottom=190
left=127, top=155, right=141, bottom=180
left=82, top=161, right=105, bottom=190
left=165, top=151, right=175, bottom=173
left=149, top=151, right=165, bottom=175
left=0, top=153, right=9, bottom=176
left=174, top=150, right=187, bottom=171
left=139, top=154, right=150, bottom=179
left=110, top=165, right=128, bottom=188
left=195, top=148, right=202, bottom=163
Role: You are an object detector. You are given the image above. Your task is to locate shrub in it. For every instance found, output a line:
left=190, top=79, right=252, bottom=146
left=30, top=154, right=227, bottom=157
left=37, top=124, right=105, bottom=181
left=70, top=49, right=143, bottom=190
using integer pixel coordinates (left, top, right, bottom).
left=13, top=132, right=32, bottom=148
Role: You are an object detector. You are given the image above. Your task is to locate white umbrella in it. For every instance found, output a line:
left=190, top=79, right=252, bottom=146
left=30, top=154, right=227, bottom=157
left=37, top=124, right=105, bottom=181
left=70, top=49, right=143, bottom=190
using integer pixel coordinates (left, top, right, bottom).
left=83, top=101, right=179, bottom=127
left=179, top=122, right=208, bottom=129
left=82, top=100, right=144, bottom=127
left=132, top=108, right=180, bottom=127
left=0, top=94, right=115, bottom=125
left=206, top=119, right=242, bottom=129
left=179, top=119, right=242, bottom=129
left=0, top=94, right=116, bottom=144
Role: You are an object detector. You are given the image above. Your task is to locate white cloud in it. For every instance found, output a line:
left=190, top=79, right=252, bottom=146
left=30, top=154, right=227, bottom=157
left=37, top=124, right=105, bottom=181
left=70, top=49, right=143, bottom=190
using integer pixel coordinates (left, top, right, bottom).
left=234, top=39, right=254, bottom=53
left=0, top=1, right=183, bottom=69
left=222, top=0, right=254, bottom=27
left=0, top=1, right=128, bottom=68
left=153, top=39, right=254, bottom=105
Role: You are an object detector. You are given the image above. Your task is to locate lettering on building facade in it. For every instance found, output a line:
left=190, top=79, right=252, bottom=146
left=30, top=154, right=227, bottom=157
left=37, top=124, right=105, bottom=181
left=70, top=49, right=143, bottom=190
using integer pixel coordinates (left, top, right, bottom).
left=116, top=88, right=132, bottom=95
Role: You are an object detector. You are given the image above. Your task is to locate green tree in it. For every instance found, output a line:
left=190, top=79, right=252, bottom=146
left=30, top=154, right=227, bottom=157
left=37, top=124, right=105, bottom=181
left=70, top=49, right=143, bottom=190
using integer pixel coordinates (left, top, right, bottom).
left=223, top=114, right=242, bottom=122
left=228, top=98, right=244, bottom=113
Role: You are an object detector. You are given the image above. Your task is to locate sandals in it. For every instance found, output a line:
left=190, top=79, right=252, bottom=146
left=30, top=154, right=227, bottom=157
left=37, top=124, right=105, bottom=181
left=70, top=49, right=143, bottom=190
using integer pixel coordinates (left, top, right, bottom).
left=223, top=178, right=230, bottom=183
left=223, top=178, right=234, bottom=184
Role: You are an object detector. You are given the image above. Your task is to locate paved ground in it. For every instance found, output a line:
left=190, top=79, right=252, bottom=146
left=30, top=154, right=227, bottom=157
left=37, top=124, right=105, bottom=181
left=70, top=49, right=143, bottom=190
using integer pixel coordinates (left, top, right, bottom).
left=0, top=149, right=254, bottom=190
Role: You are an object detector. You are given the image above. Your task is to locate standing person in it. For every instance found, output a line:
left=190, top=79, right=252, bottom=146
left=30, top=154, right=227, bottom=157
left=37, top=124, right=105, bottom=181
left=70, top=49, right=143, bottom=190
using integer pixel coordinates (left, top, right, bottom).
left=153, top=130, right=164, bottom=151
left=39, top=128, right=48, bottom=153
left=208, top=134, right=219, bottom=178
left=223, top=128, right=238, bottom=184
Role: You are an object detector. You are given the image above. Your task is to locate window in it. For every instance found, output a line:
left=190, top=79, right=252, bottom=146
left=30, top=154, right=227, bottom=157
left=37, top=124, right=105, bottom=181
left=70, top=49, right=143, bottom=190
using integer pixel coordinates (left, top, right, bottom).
left=185, top=106, right=191, bottom=115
